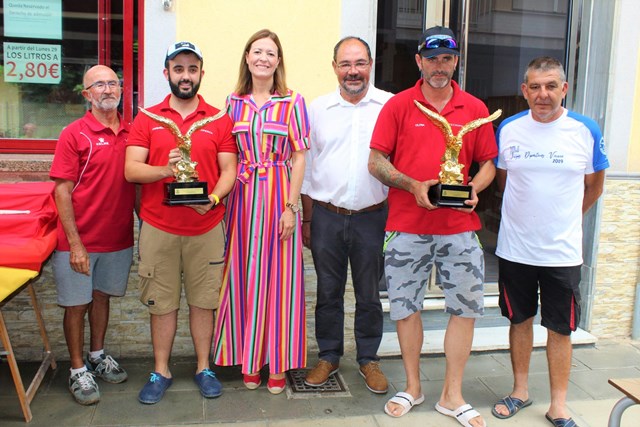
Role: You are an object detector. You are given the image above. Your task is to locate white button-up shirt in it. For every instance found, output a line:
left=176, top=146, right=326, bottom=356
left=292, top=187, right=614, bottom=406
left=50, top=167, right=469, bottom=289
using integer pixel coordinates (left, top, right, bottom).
left=302, top=85, right=393, bottom=210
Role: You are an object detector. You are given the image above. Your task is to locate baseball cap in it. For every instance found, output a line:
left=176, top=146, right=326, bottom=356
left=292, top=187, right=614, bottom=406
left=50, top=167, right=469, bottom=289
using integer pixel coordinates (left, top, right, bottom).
left=417, top=26, right=460, bottom=58
left=166, top=41, right=203, bottom=61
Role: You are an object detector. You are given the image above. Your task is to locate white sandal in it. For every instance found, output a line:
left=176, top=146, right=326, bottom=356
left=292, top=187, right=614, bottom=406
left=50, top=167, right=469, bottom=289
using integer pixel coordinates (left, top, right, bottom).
left=435, top=402, right=486, bottom=427
left=384, top=391, right=425, bottom=417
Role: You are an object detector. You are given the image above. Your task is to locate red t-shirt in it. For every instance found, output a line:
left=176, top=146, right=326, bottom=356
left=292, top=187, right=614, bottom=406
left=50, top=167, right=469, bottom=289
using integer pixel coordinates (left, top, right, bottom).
left=50, top=111, right=135, bottom=251
left=127, top=95, right=236, bottom=236
left=370, top=80, right=498, bottom=235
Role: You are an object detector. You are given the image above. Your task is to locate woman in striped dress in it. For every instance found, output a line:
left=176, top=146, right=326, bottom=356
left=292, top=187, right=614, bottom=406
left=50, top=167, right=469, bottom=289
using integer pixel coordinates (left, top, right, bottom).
left=213, top=29, right=309, bottom=394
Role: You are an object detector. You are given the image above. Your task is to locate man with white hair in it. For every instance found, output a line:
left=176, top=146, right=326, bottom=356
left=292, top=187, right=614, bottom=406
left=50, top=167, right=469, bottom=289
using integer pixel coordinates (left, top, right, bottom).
left=50, top=65, right=135, bottom=405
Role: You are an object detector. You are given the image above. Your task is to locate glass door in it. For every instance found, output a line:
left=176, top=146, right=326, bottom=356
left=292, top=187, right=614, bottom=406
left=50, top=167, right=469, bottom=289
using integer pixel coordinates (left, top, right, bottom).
left=451, top=0, right=572, bottom=285
left=375, top=0, right=426, bottom=94
left=374, top=0, right=458, bottom=301
left=374, top=0, right=572, bottom=302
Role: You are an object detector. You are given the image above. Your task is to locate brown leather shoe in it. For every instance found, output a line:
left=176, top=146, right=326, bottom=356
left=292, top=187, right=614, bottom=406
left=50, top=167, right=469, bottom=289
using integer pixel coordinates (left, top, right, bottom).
left=304, top=360, right=339, bottom=386
left=359, top=361, right=388, bottom=394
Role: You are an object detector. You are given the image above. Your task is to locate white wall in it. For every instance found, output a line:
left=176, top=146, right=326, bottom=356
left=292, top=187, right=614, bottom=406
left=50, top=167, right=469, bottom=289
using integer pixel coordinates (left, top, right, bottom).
left=142, top=0, right=176, bottom=107
left=605, top=0, right=640, bottom=173
left=341, top=0, right=378, bottom=56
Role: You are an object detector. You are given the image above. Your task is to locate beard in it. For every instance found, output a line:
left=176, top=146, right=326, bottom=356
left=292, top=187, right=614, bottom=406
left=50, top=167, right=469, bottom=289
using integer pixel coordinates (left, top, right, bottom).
left=424, top=71, right=452, bottom=89
left=340, top=75, right=367, bottom=96
left=169, top=78, right=201, bottom=100
left=92, top=94, right=121, bottom=111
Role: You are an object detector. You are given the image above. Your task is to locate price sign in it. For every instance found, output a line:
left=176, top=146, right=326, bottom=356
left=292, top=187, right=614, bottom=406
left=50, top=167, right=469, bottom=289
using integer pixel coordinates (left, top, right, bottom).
left=3, top=42, right=61, bottom=84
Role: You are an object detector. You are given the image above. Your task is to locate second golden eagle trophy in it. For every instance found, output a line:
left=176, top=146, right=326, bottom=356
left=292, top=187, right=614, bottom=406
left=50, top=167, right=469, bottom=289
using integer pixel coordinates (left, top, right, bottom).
left=139, top=107, right=225, bottom=205
left=414, top=100, right=501, bottom=208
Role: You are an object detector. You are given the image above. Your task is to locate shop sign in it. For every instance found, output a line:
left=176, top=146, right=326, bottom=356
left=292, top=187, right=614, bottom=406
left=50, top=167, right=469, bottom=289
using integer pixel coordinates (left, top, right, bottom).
left=4, top=0, right=62, bottom=40
left=3, top=42, right=62, bottom=84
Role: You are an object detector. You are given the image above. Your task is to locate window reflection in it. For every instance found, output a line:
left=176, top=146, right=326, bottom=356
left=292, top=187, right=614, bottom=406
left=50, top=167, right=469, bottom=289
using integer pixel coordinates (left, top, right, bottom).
left=375, top=0, right=425, bottom=94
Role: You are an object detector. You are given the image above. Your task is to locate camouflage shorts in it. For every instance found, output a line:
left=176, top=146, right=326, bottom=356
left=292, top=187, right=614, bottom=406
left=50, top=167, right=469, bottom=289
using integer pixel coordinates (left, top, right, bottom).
left=384, top=231, right=485, bottom=320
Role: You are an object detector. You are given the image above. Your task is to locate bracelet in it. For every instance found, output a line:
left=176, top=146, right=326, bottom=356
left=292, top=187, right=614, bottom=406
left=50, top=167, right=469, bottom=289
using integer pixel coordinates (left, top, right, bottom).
left=210, top=193, right=220, bottom=205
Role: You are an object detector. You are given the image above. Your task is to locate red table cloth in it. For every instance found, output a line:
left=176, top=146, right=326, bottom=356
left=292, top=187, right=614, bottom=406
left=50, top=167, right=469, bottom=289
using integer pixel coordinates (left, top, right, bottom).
left=0, top=182, right=57, bottom=272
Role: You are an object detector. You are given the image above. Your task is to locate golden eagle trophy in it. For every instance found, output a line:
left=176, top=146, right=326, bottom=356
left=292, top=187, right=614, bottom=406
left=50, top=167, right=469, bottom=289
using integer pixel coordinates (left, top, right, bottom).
left=413, top=100, right=501, bottom=207
left=139, top=107, right=226, bottom=205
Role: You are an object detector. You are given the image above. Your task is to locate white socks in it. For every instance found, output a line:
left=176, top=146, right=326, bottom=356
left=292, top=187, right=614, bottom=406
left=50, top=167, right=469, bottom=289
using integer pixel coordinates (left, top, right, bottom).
left=89, top=349, right=105, bottom=362
left=70, top=366, right=88, bottom=376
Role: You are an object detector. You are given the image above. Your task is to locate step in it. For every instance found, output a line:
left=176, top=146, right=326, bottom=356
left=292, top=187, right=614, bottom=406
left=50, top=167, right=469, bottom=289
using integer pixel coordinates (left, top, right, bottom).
left=378, top=325, right=597, bottom=357
left=381, top=295, right=500, bottom=312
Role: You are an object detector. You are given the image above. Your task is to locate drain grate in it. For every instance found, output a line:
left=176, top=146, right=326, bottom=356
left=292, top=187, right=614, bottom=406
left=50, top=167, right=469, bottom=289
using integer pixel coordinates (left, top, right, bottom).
left=285, top=368, right=351, bottom=399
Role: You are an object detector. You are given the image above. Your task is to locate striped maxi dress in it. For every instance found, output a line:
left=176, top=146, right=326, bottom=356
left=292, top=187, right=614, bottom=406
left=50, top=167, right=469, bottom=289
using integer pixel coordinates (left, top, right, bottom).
left=213, top=90, right=309, bottom=375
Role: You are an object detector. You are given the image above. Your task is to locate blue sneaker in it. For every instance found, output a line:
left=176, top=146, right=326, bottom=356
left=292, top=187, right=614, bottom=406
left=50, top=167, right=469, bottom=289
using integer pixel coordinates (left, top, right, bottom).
left=194, top=368, right=222, bottom=398
left=138, top=372, right=172, bottom=404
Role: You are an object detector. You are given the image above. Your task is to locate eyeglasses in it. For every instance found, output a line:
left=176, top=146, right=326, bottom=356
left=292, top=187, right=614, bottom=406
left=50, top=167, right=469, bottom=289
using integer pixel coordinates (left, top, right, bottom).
left=336, top=61, right=371, bottom=72
left=85, top=80, right=121, bottom=91
left=418, top=36, right=458, bottom=52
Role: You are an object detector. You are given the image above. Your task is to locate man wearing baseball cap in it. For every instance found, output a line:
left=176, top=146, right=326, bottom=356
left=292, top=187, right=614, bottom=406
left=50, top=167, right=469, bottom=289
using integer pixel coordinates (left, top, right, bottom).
left=165, top=41, right=203, bottom=62
left=125, top=41, right=238, bottom=404
left=369, top=26, right=496, bottom=426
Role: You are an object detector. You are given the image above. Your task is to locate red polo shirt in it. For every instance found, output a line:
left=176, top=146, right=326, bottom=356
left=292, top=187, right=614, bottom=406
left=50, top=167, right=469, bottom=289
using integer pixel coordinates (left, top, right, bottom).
left=370, top=80, right=498, bottom=235
left=127, top=95, right=236, bottom=236
left=50, top=111, right=135, bottom=251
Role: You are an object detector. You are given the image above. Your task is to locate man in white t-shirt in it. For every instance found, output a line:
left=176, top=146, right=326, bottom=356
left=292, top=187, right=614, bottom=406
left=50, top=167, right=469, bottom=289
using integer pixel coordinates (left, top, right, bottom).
left=300, top=36, right=393, bottom=394
left=492, top=56, right=609, bottom=427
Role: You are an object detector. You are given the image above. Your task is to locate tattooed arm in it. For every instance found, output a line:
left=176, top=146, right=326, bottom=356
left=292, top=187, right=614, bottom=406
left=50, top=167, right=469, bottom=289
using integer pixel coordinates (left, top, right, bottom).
left=368, top=148, right=438, bottom=210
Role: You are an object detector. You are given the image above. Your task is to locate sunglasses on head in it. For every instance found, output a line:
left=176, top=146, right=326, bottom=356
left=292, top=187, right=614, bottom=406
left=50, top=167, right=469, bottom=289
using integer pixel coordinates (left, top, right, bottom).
left=418, top=35, right=459, bottom=52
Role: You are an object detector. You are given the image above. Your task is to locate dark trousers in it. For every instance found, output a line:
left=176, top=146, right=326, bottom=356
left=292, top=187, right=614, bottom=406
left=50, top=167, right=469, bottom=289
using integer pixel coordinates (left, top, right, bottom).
left=310, top=202, right=386, bottom=366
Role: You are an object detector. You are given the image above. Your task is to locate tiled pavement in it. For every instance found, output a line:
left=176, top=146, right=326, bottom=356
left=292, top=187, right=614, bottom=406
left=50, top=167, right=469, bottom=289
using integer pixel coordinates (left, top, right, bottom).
left=1, top=339, right=640, bottom=426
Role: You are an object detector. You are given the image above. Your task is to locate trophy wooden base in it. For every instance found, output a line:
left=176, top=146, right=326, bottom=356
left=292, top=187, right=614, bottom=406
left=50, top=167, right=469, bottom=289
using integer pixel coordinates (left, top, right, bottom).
left=428, top=183, right=472, bottom=208
left=163, top=181, right=210, bottom=205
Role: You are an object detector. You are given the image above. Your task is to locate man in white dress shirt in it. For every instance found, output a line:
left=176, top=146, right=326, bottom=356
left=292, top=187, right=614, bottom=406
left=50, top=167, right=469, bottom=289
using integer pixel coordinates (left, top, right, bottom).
left=301, top=36, right=393, bottom=394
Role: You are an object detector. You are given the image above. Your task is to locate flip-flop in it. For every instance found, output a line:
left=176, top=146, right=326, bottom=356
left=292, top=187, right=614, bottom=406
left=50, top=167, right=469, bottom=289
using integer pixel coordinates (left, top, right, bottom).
left=545, top=413, right=578, bottom=427
left=491, top=395, right=533, bottom=419
left=384, top=391, right=425, bottom=417
left=435, top=402, right=487, bottom=427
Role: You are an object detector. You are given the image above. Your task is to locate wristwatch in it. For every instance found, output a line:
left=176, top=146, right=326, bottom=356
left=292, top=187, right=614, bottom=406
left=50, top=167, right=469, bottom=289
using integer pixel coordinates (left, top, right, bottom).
left=285, top=202, right=300, bottom=213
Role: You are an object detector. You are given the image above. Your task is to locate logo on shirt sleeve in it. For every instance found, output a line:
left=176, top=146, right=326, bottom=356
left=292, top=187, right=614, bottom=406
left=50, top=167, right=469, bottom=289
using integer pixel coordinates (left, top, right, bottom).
left=598, top=136, right=607, bottom=155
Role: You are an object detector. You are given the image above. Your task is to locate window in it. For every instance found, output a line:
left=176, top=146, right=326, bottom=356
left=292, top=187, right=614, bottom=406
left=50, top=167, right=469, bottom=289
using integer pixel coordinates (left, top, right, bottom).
left=375, top=0, right=425, bottom=94
left=0, top=0, right=137, bottom=153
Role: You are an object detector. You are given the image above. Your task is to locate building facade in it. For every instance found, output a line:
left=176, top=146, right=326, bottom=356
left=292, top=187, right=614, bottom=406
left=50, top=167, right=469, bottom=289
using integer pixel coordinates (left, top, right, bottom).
left=1, top=0, right=639, bottom=359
